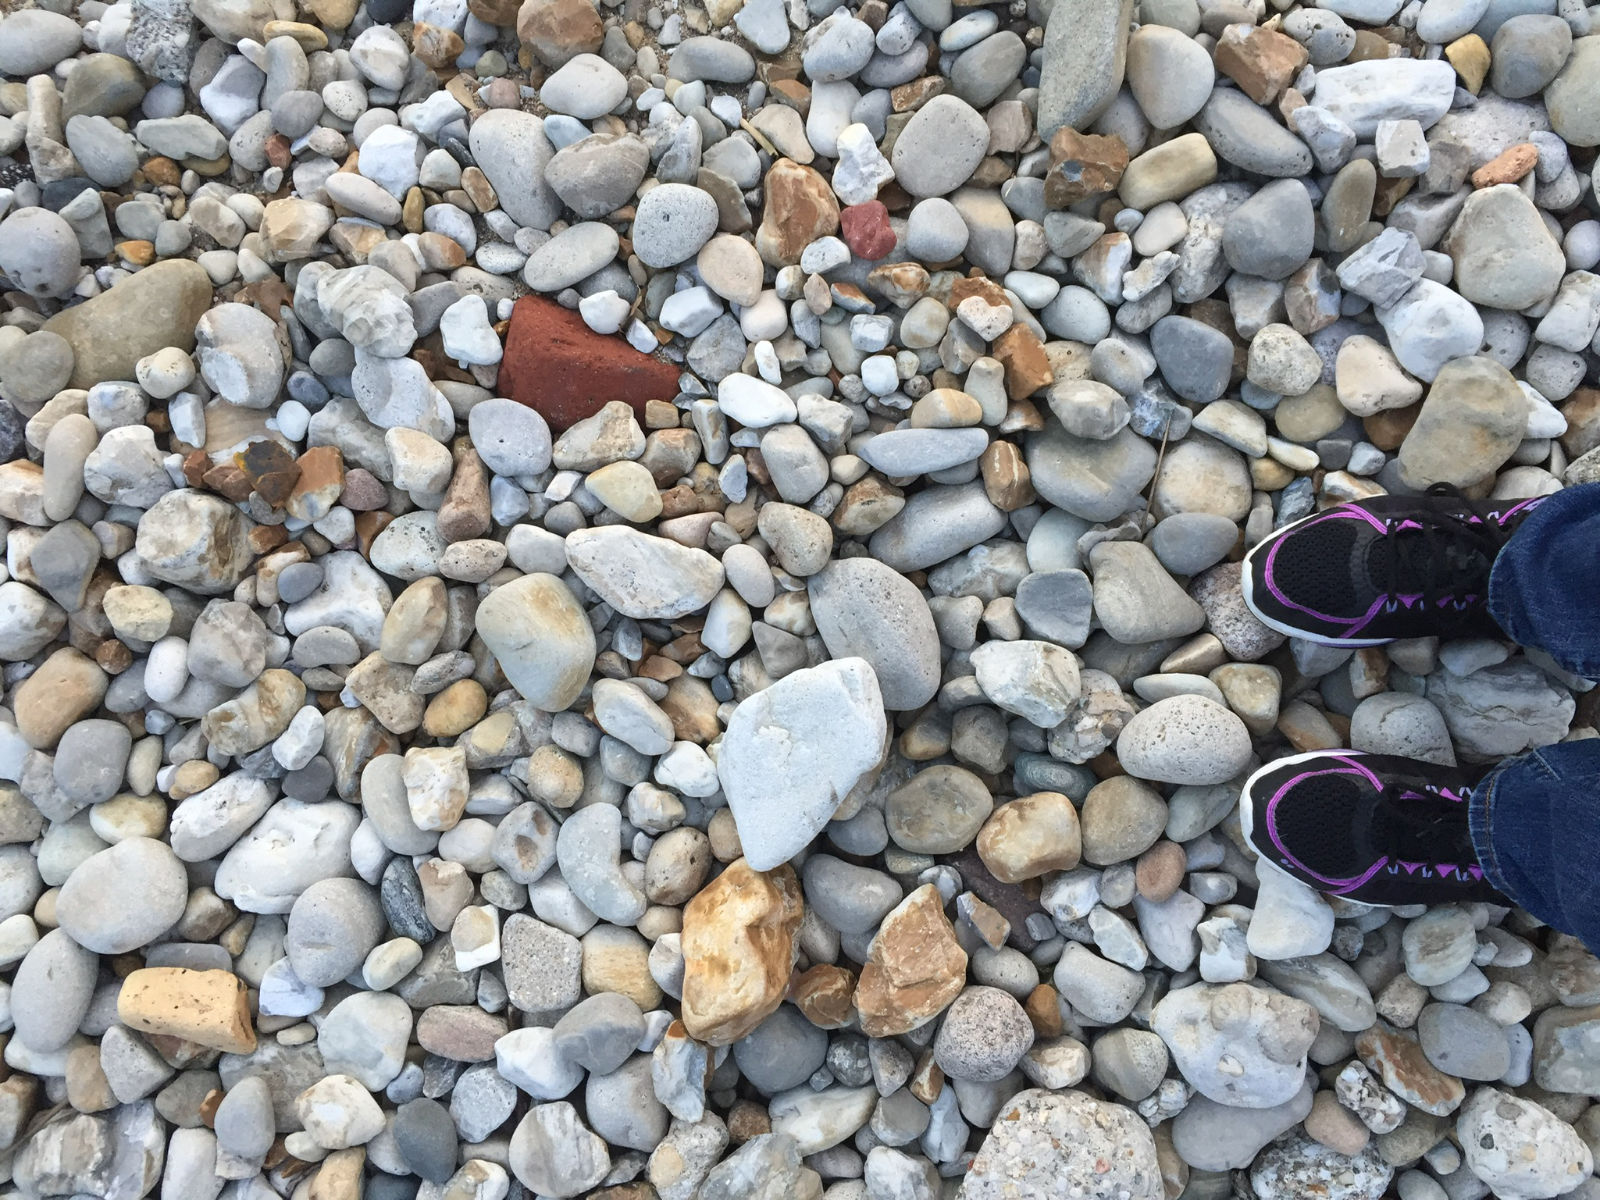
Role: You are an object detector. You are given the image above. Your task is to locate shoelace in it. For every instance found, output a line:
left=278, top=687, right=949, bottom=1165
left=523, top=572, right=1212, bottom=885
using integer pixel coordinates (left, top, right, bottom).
left=1376, top=483, right=1518, bottom=614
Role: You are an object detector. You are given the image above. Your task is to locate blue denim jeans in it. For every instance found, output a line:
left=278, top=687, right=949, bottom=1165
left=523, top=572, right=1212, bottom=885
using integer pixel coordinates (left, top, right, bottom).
left=1470, top=484, right=1600, bottom=947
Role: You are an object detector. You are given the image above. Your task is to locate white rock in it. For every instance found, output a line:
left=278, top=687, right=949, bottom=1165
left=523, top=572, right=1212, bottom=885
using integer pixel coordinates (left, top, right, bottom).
left=716, top=658, right=890, bottom=871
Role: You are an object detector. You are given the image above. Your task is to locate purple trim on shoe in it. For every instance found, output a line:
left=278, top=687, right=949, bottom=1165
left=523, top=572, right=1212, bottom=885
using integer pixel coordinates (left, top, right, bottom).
left=1258, top=499, right=1541, bottom=638
left=1264, top=753, right=1485, bottom=895
left=1264, top=753, right=1391, bottom=895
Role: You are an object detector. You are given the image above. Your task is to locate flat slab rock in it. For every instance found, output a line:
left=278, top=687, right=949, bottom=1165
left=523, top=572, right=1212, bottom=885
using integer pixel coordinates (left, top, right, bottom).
left=497, top=294, right=679, bottom=431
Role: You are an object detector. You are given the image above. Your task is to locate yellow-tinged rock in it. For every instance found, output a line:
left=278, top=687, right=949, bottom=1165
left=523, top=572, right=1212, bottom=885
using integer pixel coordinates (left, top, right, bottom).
left=976, top=792, right=1082, bottom=883
left=854, top=884, right=968, bottom=1037
left=117, top=967, right=257, bottom=1053
left=1446, top=34, right=1490, bottom=94
left=680, top=859, right=803, bottom=1045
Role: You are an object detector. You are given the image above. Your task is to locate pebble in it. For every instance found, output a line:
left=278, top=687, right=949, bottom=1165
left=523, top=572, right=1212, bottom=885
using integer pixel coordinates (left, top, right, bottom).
left=717, top=658, right=888, bottom=870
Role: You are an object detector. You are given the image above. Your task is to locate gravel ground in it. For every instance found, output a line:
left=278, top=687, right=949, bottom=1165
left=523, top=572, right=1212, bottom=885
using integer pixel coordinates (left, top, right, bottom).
left=0, top=0, right=1598, bottom=1197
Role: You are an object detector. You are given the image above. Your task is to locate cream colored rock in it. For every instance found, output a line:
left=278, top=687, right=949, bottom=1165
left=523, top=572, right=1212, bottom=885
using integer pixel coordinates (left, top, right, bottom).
left=200, top=669, right=306, bottom=756
left=976, top=792, right=1083, bottom=883
left=476, top=573, right=597, bottom=710
left=679, top=859, right=803, bottom=1045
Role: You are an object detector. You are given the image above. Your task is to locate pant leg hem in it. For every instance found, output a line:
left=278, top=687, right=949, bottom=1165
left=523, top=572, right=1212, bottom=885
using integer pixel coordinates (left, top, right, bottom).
left=1468, top=762, right=1516, bottom=900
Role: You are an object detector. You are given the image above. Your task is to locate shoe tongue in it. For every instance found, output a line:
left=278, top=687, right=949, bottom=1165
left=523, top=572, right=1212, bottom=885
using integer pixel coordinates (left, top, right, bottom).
left=1370, top=785, right=1478, bottom=868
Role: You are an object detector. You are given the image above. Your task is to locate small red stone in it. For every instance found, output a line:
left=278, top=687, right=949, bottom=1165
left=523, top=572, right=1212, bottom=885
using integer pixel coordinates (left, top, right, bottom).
left=840, top=201, right=897, bottom=261
left=497, top=295, right=681, bottom=433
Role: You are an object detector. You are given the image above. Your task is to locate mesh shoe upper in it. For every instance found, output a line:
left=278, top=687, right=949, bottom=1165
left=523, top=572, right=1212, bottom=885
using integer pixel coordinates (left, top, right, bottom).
left=1243, top=489, right=1546, bottom=646
left=1241, top=750, right=1505, bottom=906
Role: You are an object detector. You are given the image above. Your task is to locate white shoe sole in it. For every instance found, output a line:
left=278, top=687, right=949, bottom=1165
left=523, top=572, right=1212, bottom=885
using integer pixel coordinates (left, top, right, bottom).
left=1239, top=538, right=1392, bottom=649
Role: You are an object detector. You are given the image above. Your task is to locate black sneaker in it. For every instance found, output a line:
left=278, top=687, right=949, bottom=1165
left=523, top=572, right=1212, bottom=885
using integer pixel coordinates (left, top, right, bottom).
left=1240, top=750, right=1504, bottom=906
left=1241, top=486, right=1546, bottom=647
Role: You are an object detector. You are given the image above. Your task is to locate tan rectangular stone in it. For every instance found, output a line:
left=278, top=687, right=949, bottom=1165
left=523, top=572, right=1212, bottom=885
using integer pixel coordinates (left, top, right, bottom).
left=116, top=968, right=256, bottom=1054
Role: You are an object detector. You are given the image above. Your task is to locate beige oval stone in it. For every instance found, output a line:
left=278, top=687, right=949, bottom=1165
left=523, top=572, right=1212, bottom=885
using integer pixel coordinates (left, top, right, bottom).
left=475, top=573, right=596, bottom=710
left=14, top=648, right=108, bottom=750
left=680, top=859, right=803, bottom=1045
left=976, top=792, right=1082, bottom=883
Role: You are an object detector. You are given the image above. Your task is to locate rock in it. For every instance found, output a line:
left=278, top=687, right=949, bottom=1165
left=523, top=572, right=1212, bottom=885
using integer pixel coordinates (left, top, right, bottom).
left=933, top=986, right=1035, bottom=1082
left=891, top=96, right=991, bottom=197
left=1223, top=180, right=1315, bottom=281
left=509, top=1102, right=611, bottom=1197
left=498, top=295, right=679, bottom=432
left=1311, top=59, right=1458, bottom=137
left=1417, top=1004, right=1511, bottom=1081
left=41, top=260, right=214, bottom=389
left=546, top=133, right=651, bottom=218
left=565, top=526, right=723, bottom=619
left=467, top=110, right=560, bottom=230
left=756, top=159, right=841, bottom=265
left=1546, top=35, right=1600, bottom=148
left=56, top=838, right=187, bottom=954
left=1376, top=279, right=1486, bottom=383
left=886, top=764, right=994, bottom=854
left=971, top=640, right=1082, bottom=727
left=1152, top=982, right=1320, bottom=1109
left=517, top=0, right=604, bottom=67
left=1089, top=541, right=1207, bottom=643
left=1125, top=26, right=1213, bottom=130
left=976, top=792, right=1082, bottom=882
left=718, top=658, right=889, bottom=870
left=12, top=929, right=97, bottom=1053
left=680, top=860, right=804, bottom=1045
left=633, top=183, right=720, bottom=268
left=1250, top=1135, right=1393, bottom=1200
left=117, top=968, right=257, bottom=1053
left=1036, top=0, right=1137, bottom=139
left=1397, top=356, right=1526, bottom=488
left=0, top=208, right=80, bottom=300
left=1446, top=184, right=1566, bottom=310
left=854, top=883, right=968, bottom=1037
left=0, top=10, right=83, bottom=75
left=476, top=574, right=594, bottom=710
left=195, top=303, right=285, bottom=408
left=1426, top=660, right=1575, bottom=760
left=1116, top=695, right=1252, bottom=785
left=964, top=1089, right=1162, bottom=1200
left=1456, top=1087, right=1593, bottom=1200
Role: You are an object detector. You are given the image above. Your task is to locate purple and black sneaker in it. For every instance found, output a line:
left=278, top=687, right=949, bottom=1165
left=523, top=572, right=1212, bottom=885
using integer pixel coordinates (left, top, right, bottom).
left=1241, top=485, right=1546, bottom=647
left=1240, top=750, right=1504, bottom=906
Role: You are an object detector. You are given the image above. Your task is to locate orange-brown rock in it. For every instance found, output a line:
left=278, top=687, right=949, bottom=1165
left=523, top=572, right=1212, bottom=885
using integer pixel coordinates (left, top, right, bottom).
left=1044, top=128, right=1129, bottom=208
left=1471, top=142, right=1538, bottom=188
left=1214, top=25, right=1309, bottom=104
left=792, top=964, right=857, bottom=1029
left=756, top=159, right=840, bottom=267
left=680, top=860, right=804, bottom=1045
left=980, top=440, right=1033, bottom=511
left=117, top=968, right=257, bottom=1054
left=516, top=0, right=604, bottom=67
left=468, top=0, right=521, bottom=21
left=286, top=445, right=344, bottom=522
left=976, top=792, right=1082, bottom=883
left=411, top=21, right=465, bottom=67
left=991, top=325, right=1054, bottom=398
left=1354, top=1023, right=1465, bottom=1116
left=854, top=884, right=968, bottom=1037
left=1025, top=984, right=1065, bottom=1037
